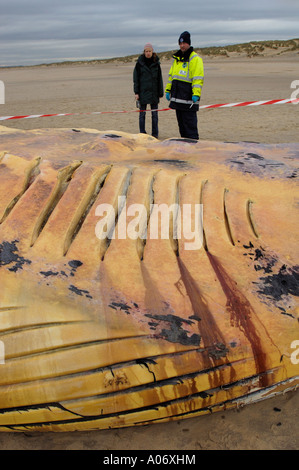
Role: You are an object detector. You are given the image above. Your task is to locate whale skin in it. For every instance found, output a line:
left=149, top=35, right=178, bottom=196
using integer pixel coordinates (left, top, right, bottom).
left=0, top=125, right=298, bottom=432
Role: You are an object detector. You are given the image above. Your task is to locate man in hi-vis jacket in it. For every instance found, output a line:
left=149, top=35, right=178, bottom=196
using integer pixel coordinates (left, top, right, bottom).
left=165, top=31, right=204, bottom=140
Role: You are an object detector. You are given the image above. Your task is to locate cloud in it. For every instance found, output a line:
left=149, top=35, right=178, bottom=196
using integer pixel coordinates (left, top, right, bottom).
left=1, top=0, right=299, bottom=66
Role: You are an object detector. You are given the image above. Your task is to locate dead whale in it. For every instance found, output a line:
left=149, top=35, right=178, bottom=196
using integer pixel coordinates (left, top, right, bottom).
left=0, top=125, right=298, bottom=432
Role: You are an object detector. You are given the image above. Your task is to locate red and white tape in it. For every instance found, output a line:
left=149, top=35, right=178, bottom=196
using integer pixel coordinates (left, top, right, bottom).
left=199, top=98, right=299, bottom=109
left=0, top=98, right=298, bottom=121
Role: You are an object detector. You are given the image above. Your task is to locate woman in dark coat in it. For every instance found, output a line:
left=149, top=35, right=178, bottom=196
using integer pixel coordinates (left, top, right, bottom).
left=133, top=43, right=164, bottom=138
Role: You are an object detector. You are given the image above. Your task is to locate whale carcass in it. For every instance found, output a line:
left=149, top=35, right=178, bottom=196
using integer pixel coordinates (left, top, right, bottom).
left=0, top=125, right=298, bottom=432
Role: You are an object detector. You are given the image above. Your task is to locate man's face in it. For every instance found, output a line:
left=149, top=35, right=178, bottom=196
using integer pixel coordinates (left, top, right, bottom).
left=179, top=42, right=190, bottom=53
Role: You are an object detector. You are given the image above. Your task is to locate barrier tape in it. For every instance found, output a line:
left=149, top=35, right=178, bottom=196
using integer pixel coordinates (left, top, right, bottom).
left=0, top=98, right=298, bottom=121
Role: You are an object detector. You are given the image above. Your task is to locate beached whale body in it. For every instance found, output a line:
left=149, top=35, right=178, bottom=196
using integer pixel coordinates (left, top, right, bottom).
left=0, top=125, right=298, bottom=432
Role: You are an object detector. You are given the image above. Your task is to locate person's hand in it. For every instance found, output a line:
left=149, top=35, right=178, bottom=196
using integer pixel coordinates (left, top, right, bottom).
left=135, top=94, right=139, bottom=100
left=192, top=95, right=199, bottom=103
left=166, top=92, right=170, bottom=101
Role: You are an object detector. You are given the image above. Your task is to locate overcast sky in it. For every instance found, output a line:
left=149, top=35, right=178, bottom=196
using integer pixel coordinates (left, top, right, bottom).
left=1, top=0, right=299, bottom=66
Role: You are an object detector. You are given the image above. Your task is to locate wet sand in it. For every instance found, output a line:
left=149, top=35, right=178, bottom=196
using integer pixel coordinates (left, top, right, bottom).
left=0, top=55, right=298, bottom=451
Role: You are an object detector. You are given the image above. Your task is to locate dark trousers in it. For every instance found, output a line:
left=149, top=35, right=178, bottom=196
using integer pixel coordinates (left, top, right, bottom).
left=139, top=103, right=159, bottom=137
left=175, top=109, right=199, bottom=140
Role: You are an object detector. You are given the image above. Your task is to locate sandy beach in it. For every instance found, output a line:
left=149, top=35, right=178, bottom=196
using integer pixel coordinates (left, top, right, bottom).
left=0, top=54, right=298, bottom=451
left=0, top=54, right=298, bottom=143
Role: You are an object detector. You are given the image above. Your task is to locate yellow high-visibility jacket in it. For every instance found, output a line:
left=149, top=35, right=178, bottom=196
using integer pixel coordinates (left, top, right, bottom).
left=165, top=48, right=204, bottom=111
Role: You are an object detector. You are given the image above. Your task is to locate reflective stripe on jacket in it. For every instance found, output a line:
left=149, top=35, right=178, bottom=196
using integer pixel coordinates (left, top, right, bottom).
left=165, top=49, right=204, bottom=111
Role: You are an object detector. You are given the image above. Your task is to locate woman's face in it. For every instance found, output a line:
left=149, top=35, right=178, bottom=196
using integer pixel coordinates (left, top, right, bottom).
left=144, top=48, right=153, bottom=58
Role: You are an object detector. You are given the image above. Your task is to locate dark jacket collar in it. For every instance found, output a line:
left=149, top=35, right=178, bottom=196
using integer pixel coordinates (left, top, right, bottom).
left=137, top=53, right=160, bottom=66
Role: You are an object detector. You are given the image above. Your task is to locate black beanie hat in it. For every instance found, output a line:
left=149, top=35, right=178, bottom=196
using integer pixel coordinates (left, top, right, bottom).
left=178, top=31, right=191, bottom=45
